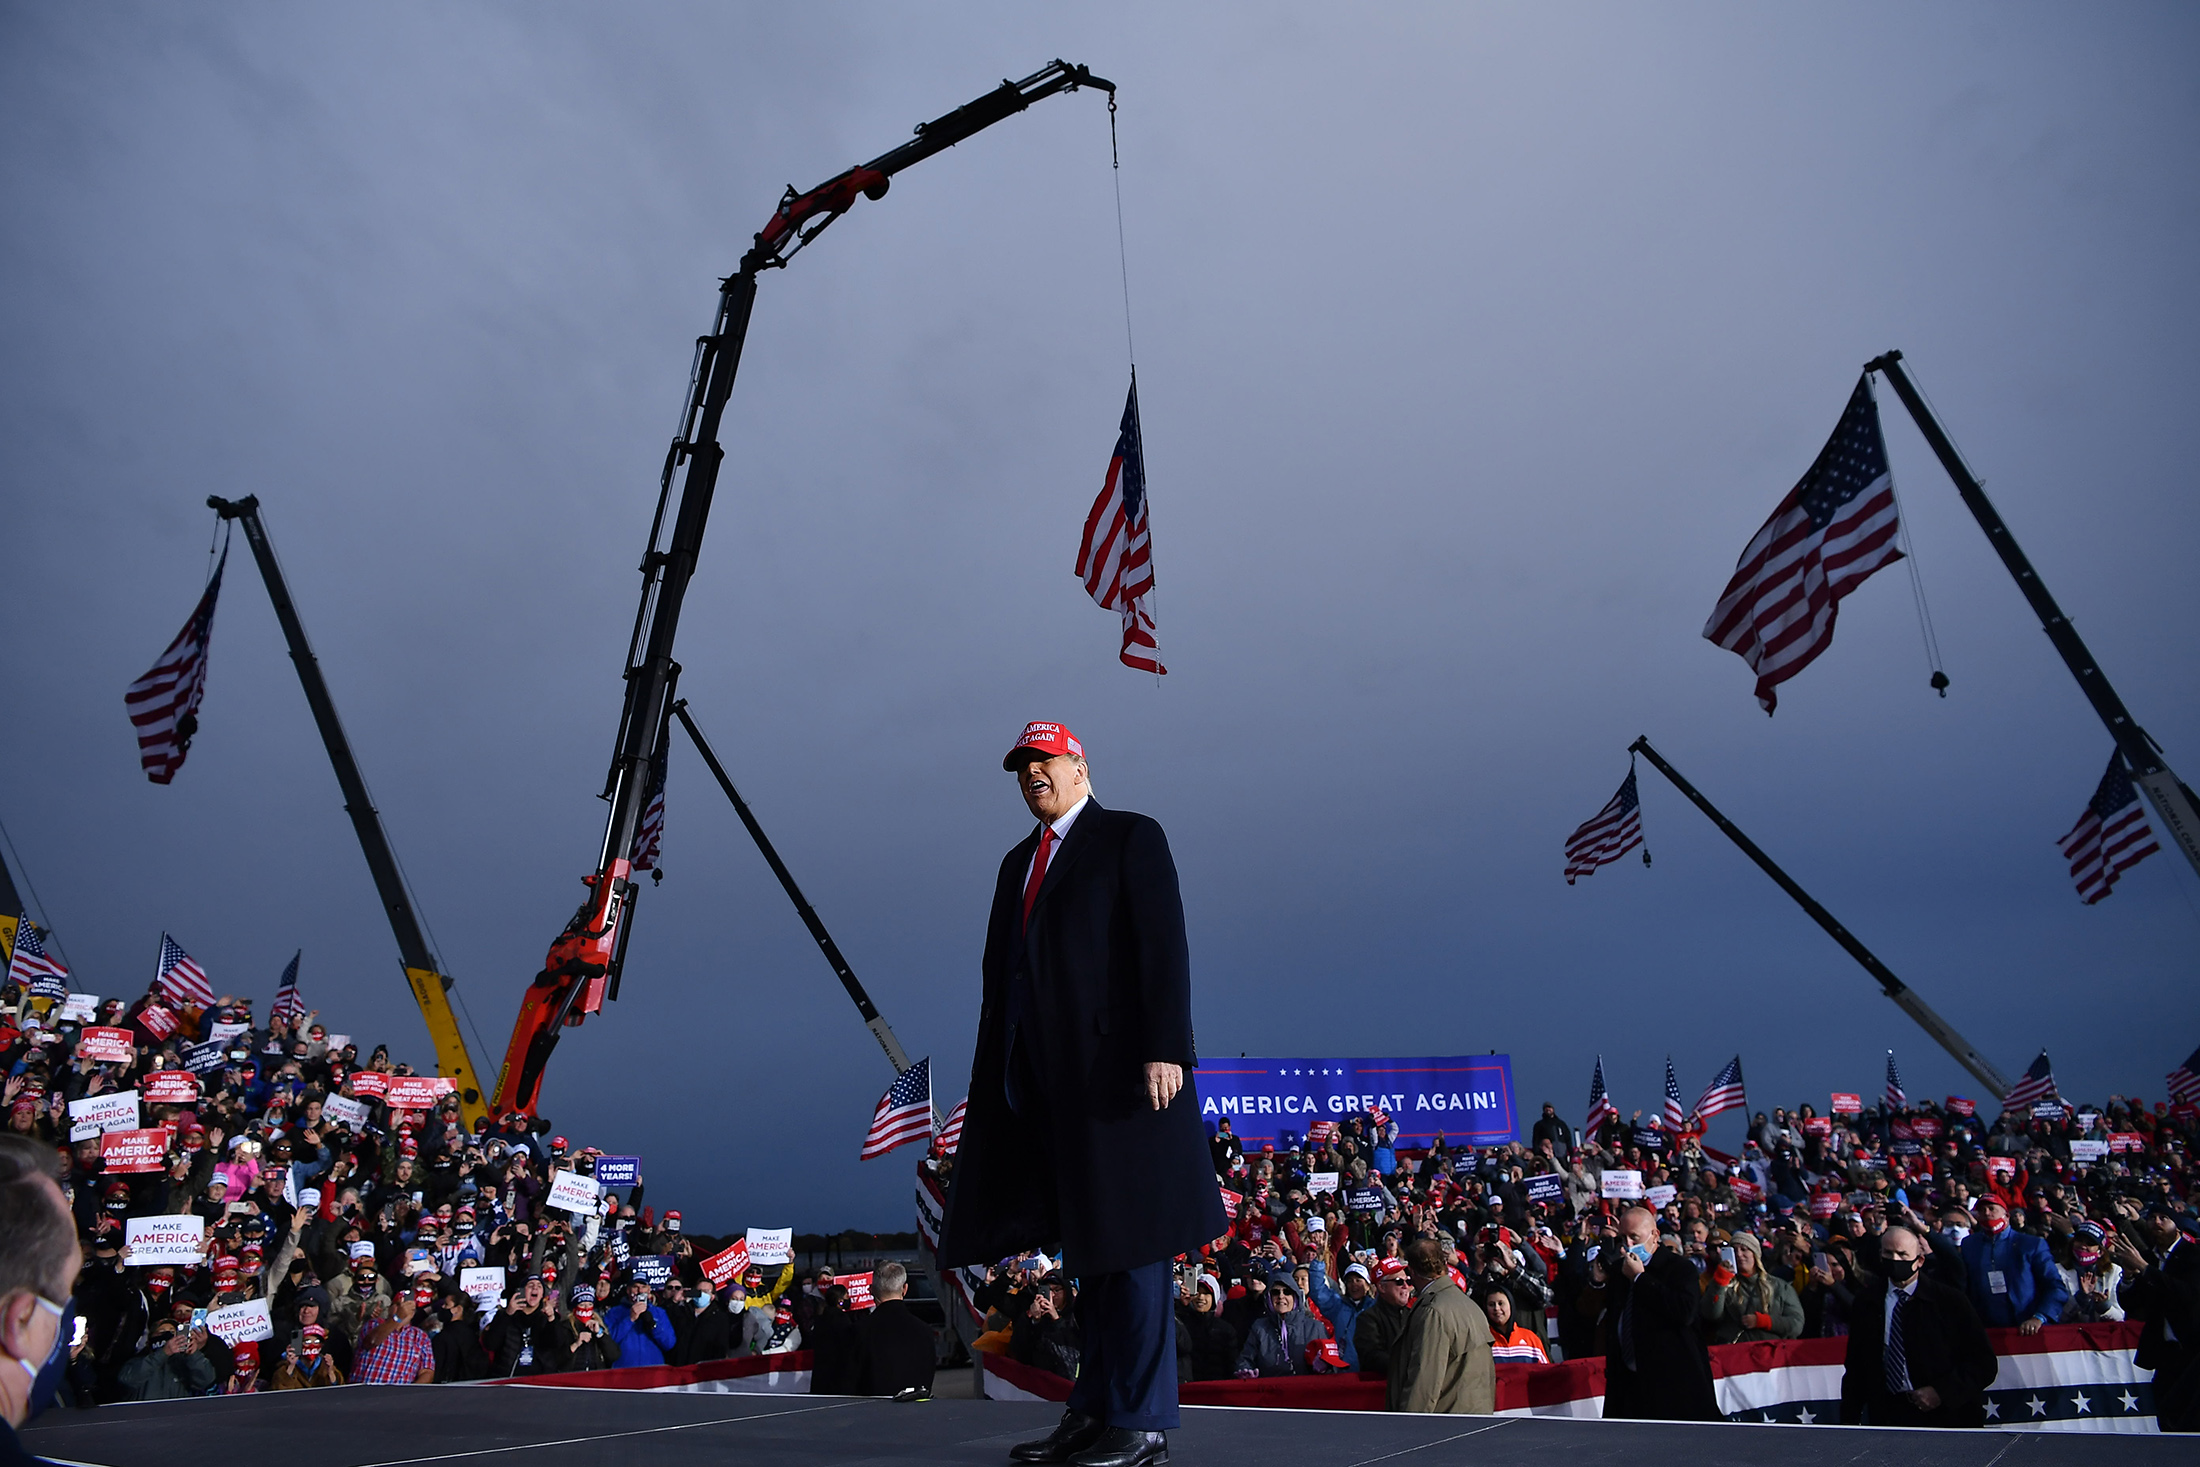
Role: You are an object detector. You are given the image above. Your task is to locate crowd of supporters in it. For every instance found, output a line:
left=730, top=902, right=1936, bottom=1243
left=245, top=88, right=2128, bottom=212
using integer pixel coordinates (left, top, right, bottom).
left=939, top=1087, right=2200, bottom=1424
left=0, top=980, right=924, bottom=1403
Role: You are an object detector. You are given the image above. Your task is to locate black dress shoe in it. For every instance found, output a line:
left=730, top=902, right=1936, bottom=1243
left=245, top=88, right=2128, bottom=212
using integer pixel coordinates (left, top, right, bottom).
left=1008, top=1410, right=1104, bottom=1463
left=1068, top=1427, right=1167, bottom=1467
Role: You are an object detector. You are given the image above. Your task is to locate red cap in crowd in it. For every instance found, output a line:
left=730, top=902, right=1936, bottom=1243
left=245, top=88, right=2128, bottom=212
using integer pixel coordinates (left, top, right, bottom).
left=232, top=1342, right=259, bottom=1370
left=1002, top=721, right=1083, bottom=770
left=1373, top=1258, right=1410, bottom=1281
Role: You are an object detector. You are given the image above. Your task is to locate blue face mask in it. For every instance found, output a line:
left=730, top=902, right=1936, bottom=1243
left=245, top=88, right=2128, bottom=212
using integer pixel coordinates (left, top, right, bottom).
left=25, top=1297, right=73, bottom=1423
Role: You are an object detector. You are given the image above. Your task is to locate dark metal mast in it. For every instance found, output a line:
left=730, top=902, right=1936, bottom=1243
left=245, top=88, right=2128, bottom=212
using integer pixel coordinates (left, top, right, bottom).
left=208, top=495, right=488, bottom=1121
left=1629, top=736, right=2011, bottom=1097
left=1866, top=351, right=2200, bottom=881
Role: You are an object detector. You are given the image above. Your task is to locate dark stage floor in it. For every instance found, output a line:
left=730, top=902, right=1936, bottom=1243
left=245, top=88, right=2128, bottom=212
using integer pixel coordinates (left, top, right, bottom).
left=24, top=1387, right=2187, bottom=1467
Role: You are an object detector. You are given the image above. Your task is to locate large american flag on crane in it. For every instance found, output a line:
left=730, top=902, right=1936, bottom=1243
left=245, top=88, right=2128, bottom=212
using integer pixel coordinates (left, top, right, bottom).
left=156, top=933, right=215, bottom=1009
left=2058, top=752, right=2158, bottom=904
left=125, top=546, right=228, bottom=784
left=1703, top=377, right=1904, bottom=714
left=862, top=1057, right=933, bottom=1161
left=631, top=746, right=667, bottom=876
left=1564, top=768, right=1643, bottom=884
left=1077, top=377, right=1165, bottom=674
left=1693, top=1055, right=1746, bottom=1123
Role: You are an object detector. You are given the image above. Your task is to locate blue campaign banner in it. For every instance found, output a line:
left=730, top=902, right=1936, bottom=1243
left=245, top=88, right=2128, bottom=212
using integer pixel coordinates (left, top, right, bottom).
left=593, top=1155, right=641, bottom=1188
left=1195, top=1055, right=1516, bottom=1148
left=629, top=1255, right=674, bottom=1287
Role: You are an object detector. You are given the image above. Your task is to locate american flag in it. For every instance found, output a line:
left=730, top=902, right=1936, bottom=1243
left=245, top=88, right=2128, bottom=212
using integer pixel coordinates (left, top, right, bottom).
left=1703, top=377, right=1904, bottom=714
left=1884, top=1050, right=1906, bottom=1109
left=1076, top=376, right=1165, bottom=675
left=2058, top=753, right=2158, bottom=904
left=1693, top=1056, right=1746, bottom=1123
left=2002, top=1050, right=2057, bottom=1112
left=631, top=748, right=666, bottom=876
left=6, top=919, right=68, bottom=992
left=2168, top=1045, right=2200, bottom=1108
left=1662, top=1058, right=1686, bottom=1130
left=1585, top=1055, right=1618, bottom=1138
left=126, top=546, right=228, bottom=785
left=272, top=951, right=305, bottom=1023
left=936, top=1097, right=968, bottom=1155
left=156, top=933, right=215, bottom=1009
left=1563, top=768, right=1643, bottom=884
left=862, top=1057, right=932, bottom=1161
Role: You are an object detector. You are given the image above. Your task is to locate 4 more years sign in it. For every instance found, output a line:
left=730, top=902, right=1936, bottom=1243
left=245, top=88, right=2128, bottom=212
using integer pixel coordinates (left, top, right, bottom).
left=1193, top=1055, right=1516, bottom=1147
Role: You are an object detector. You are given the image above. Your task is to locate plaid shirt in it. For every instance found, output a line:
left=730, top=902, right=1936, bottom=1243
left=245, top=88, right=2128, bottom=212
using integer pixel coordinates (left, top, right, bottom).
left=352, top=1322, right=434, bottom=1384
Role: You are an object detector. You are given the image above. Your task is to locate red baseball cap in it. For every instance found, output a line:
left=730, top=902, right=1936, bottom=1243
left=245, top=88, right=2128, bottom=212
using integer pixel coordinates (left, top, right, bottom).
left=1002, top=721, right=1083, bottom=770
left=1373, top=1258, right=1410, bottom=1282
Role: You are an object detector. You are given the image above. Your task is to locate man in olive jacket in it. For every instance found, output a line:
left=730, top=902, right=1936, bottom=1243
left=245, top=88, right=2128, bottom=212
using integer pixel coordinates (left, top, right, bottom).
left=1388, top=1239, right=1494, bottom=1414
left=940, top=722, right=1227, bottom=1467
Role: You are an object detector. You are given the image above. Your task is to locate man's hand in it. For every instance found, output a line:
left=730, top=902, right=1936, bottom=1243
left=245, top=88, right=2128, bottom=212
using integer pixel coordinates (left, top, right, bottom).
left=1144, top=1063, right=1183, bottom=1111
left=2019, top=1317, right=2044, bottom=1336
left=1618, top=1247, right=1646, bottom=1280
left=630, top=1295, right=650, bottom=1320
left=1908, top=1385, right=1941, bottom=1411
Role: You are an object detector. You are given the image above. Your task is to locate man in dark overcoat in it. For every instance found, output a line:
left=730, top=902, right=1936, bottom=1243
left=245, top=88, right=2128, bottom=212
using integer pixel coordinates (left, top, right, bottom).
left=1598, top=1206, right=1721, bottom=1422
left=1839, top=1225, right=1997, bottom=1427
left=940, top=721, right=1226, bottom=1467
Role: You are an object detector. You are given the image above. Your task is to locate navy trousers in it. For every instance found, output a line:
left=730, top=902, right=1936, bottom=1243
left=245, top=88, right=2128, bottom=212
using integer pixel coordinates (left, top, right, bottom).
left=1065, top=1261, right=1179, bottom=1431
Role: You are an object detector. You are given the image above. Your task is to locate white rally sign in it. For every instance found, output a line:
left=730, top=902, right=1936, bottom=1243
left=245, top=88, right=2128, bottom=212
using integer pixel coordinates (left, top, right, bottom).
left=547, top=1170, right=602, bottom=1216
left=461, top=1266, right=506, bottom=1318
left=125, top=1214, right=205, bottom=1266
left=206, top=1298, right=273, bottom=1345
left=746, top=1227, right=793, bottom=1266
left=69, top=1091, right=141, bottom=1140
left=1600, top=1169, right=1644, bottom=1200
left=322, top=1095, right=370, bottom=1130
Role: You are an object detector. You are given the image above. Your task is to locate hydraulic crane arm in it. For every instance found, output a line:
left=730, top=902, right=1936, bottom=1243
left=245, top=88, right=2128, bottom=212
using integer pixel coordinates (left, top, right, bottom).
left=491, top=60, right=1114, bottom=1118
left=207, top=495, right=490, bottom=1128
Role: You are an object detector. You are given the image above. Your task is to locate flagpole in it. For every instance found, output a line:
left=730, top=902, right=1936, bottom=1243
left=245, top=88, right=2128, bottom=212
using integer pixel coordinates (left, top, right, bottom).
left=1866, top=352, right=2200, bottom=882
left=1629, top=737, right=2012, bottom=1097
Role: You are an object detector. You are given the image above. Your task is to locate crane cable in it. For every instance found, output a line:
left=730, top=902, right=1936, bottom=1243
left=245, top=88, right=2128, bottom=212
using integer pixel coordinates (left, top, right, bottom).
left=1108, top=92, right=1163, bottom=681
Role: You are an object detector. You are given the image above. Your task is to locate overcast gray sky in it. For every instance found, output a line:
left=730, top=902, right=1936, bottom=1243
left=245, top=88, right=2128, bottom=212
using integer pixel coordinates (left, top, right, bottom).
left=4, top=4, right=2196, bottom=1231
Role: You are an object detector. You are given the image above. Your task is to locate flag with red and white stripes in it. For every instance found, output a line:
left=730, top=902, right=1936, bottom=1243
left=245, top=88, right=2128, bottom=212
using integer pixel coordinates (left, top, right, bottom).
left=936, top=1097, right=968, bottom=1155
left=155, top=933, right=215, bottom=1009
left=1585, top=1055, right=1618, bottom=1139
left=125, top=547, right=228, bottom=784
left=2058, top=753, right=2158, bottom=904
left=1076, top=377, right=1165, bottom=675
left=1662, top=1057, right=1686, bottom=1130
left=272, top=950, right=305, bottom=1023
left=631, top=744, right=667, bottom=876
left=1703, top=377, right=1904, bottom=714
left=1884, top=1050, right=1906, bottom=1110
left=6, top=919, right=68, bottom=994
left=862, top=1057, right=932, bottom=1161
left=1693, top=1055, right=1746, bottom=1123
left=1564, top=768, right=1643, bottom=884
left=2002, top=1050, right=2057, bottom=1112
left=2168, top=1045, right=2200, bottom=1108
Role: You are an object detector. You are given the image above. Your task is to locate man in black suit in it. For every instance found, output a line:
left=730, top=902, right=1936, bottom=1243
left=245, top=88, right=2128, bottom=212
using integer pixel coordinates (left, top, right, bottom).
left=856, top=1263, right=937, bottom=1400
left=1840, top=1225, right=1997, bottom=1428
left=1599, top=1206, right=1721, bottom=1422
left=940, top=722, right=1226, bottom=1467
left=2114, top=1206, right=2200, bottom=1432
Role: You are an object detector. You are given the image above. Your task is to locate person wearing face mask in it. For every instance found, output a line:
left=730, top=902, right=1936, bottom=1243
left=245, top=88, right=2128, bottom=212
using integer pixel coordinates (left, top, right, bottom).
left=1598, top=1206, right=1719, bottom=1422
left=1840, top=1226, right=1995, bottom=1427
left=0, top=1138, right=81, bottom=1452
left=1957, top=1199, right=2066, bottom=1334
left=674, top=1278, right=734, bottom=1365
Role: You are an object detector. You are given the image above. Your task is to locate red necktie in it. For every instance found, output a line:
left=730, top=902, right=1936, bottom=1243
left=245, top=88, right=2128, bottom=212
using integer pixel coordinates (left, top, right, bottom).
left=1021, top=825, right=1058, bottom=930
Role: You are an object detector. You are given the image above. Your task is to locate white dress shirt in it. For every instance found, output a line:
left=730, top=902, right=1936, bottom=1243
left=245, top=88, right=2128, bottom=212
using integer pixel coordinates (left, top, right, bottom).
left=1022, top=795, right=1091, bottom=891
left=1882, top=1273, right=1921, bottom=1392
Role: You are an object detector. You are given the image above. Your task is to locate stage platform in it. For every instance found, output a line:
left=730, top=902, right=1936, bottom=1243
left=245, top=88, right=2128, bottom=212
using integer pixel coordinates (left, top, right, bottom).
left=23, top=1386, right=2193, bottom=1467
